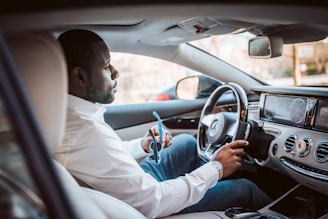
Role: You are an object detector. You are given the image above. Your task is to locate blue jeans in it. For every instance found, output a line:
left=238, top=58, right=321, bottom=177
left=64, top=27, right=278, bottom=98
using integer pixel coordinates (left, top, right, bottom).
left=140, top=133, right=271, bottom=214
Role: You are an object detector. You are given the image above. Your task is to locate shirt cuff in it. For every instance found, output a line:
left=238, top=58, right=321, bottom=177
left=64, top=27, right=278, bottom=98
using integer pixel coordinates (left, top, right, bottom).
left=191, top=162, right=220, bottom=188
left=124, top=138, right=149, bottom=160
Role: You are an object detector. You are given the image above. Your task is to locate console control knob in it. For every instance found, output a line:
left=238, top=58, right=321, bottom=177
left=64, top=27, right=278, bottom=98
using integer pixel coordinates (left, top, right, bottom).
left=295, top=139, right=307, bottom=154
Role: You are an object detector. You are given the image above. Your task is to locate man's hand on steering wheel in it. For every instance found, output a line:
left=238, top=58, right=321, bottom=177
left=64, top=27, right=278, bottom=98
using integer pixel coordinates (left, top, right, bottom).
left=210, top=140, right=249, bottom=178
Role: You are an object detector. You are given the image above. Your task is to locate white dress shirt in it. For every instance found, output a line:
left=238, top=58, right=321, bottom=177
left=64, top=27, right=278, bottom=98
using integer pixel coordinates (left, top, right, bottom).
left=56, top=95, right=220, bottom=218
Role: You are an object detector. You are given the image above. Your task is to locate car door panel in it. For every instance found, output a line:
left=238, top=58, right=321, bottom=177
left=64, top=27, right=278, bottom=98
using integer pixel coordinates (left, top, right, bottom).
left=104, top=99, right=206, bottom=130
left=104, top=99, right=206, bottom=140
left=104, top=92, right=238, bottom=141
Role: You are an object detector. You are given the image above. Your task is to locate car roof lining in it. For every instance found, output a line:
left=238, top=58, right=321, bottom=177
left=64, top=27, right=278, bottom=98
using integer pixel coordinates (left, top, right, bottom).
left=1, top=4, right=328, bottom=38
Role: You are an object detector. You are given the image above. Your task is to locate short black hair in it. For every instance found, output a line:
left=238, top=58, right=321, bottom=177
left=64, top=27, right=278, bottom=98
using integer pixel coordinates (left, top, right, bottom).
left=58, top=29, right=107, bottom=73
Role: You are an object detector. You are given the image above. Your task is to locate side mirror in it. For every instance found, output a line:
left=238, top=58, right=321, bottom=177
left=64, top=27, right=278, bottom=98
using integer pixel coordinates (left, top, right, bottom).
left=248, top=36, right=283, bottom=58
left=176, top=75, right=222, bottom=100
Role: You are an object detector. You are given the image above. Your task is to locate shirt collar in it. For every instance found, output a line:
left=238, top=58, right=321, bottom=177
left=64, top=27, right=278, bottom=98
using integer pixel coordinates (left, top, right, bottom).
left=67, top=94, right=107, bottom=120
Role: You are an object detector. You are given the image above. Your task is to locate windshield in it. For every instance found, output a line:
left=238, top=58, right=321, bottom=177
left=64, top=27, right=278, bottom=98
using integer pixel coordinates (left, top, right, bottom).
left=191, top=33, right=328, bottom=87
left=110, top=33, right=328, bottom=105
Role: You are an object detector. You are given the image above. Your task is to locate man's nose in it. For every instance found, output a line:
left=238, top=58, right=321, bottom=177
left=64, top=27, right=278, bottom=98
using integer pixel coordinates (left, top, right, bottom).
left=111, top=66, right=119, bottom=80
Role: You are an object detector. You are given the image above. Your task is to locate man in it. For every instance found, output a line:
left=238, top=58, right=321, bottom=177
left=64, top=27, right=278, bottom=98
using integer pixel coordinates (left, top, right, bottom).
left=56, top=29, right=271, bottom=218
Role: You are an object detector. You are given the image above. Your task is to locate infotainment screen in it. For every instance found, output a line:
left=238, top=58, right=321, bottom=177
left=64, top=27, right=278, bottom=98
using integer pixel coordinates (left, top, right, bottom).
left=314, top=99, right=328, bottom=131
left=260, top=94, right=308, bottom=126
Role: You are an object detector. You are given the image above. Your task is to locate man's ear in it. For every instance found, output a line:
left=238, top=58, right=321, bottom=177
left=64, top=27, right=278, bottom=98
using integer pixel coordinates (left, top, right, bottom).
left=71, top=67, right=87, bottom=86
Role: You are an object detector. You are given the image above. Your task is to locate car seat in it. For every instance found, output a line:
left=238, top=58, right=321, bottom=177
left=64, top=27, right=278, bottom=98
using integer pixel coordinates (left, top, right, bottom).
left=5, top=31, right=146, bottom=219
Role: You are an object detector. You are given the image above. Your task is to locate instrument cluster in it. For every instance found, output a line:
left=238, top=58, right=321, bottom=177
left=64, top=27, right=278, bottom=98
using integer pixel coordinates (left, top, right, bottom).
left=259, top=93, right=328, bottom=132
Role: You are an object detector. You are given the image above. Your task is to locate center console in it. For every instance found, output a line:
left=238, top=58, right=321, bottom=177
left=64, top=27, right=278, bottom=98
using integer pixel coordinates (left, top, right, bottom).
left=223, top=184, right=328, bottom=219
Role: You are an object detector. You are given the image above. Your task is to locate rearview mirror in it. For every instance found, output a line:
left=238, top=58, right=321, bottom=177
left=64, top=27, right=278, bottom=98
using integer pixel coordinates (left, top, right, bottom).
left=176, top=75, right=222, bottom=100
left=248, top=36, right=283, bottom=58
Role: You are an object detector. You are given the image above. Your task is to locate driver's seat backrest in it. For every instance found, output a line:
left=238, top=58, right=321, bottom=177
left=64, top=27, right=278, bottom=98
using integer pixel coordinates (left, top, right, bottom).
left=6, top=31, right=146, bottom=219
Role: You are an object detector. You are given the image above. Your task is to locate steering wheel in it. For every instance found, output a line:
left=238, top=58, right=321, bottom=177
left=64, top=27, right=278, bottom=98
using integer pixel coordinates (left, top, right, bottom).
left=197, top=82, right=249, bottom=162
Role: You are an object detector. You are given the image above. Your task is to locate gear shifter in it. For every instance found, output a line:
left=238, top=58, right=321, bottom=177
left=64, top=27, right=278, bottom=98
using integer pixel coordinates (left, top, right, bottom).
left=225, top=207, right=258, bottom=218
left=232, top=212, right=262, bottom=219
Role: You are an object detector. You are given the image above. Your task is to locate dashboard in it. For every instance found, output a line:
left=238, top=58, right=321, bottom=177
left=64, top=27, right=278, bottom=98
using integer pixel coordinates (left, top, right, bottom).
left=251, top=86, right=328, bottom=196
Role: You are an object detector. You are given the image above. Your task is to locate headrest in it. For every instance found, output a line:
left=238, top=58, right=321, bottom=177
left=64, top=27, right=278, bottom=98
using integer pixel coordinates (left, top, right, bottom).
left=6, top=32, right=68, bottom=153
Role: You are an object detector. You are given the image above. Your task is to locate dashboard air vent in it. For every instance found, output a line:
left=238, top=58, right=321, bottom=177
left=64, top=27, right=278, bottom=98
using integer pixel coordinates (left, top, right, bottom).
left=315, top=141, right=328, bottom=163
left=284, top=134, right=296, bottom=152
left=248, top=103, right=259, bottom=111
left=280, top=157, right=328, bottom=181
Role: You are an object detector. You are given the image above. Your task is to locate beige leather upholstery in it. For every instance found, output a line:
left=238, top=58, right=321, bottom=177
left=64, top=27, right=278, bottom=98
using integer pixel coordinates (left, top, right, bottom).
left=6, top=32, right=146, bottom=219
left=6, top=32, right=67, bottom=153
left=164, top=212, right=225, bottom=219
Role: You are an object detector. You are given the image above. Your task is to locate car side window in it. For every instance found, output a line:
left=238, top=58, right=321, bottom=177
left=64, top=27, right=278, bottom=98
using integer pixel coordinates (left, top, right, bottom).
left=111, top=53, right=202, bottom=105
left=0, top=96, right=47, bottom=218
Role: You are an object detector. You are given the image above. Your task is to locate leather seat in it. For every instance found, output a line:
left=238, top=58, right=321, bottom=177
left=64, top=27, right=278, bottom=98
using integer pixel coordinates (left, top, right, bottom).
left=6, top=31, right=146, bottom=219
left=6, top=31, right=224, bottom=219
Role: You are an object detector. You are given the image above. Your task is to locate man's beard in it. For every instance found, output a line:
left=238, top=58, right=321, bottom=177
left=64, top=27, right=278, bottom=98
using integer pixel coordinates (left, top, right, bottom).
left=86, top=86, right=115, bottom=104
